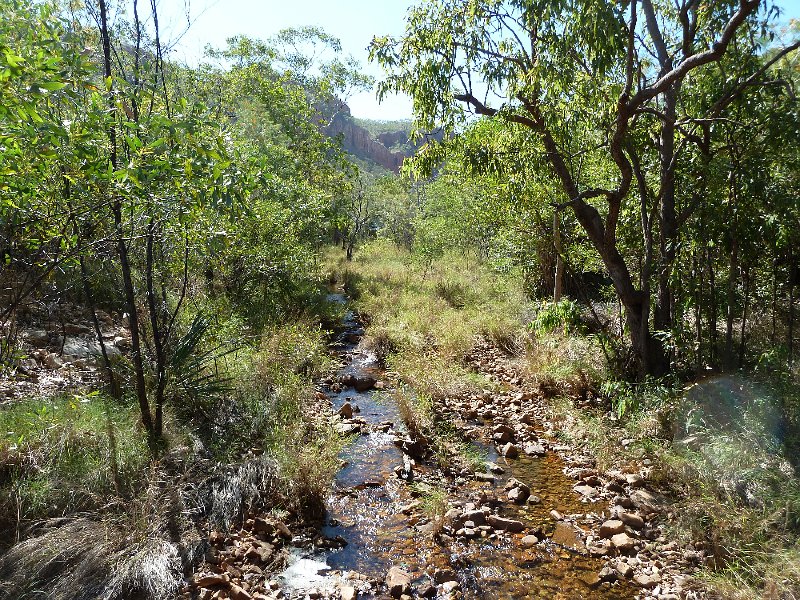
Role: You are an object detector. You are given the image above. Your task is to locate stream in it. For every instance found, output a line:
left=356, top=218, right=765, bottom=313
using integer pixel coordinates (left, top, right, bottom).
left=279, top=294, right=634, bottom=599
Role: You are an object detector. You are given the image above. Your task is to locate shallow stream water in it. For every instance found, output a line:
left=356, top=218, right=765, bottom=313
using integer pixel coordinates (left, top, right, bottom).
left=279, top=294, right=633, bottom=599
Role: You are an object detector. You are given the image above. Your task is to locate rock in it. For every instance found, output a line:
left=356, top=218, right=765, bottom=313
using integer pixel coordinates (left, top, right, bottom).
left=339, top=584, right=358, bottom=600
left=338, top=402, right=354, bottom=419
left=523, top=442, right=546, bottom=457
left=462, top=510, right=487, bottom=526
left=486, top=462, right=505, bottom=474
left=598, top=566, right=618, bottom=582
left=193, top=573, right=229, bottom=588
left=508, top=486, right=530, bottom=504
left=487, top=515, right=525, bottom=533
left=354, top=376, right=376, bottom=392
left=336, top=422, right=361, bottom=435
left=611, top=532, right=637, bottom=551
left=500, top=443, right=519, bottom=458
left=574, top=484, right=599, bottom=499
left=229, top=584, right=252, bottom=600
left=618, top=511, right=645, bottom=530
left=521, top=534, right=539, bottom=548
left=550, top=510, right=564, bottom=520
left=551, top=522, right=584, bottom=550
left=418, top=582, right=437, bottom=597
left=626, top=473, right=645, bottom=487
left=613, top=561, right=634, bottom=578
left=386, top=566, right=411, bottom=597
left=599, top=520, right=625, bottom=538
left=433, top=568, right=457, bottom=584
left=43, top=352, right=63, bottom=369
left=25, top=329, right=50, bottom=347
left=629, top=489, right=659, bottom=512
left=634, top=573, right=661, bottom=588
left=441, top=580, right=460, bottom=594
left=475, top=472, right=495, bottom=483
left=527, top=494, right=541, bottom=505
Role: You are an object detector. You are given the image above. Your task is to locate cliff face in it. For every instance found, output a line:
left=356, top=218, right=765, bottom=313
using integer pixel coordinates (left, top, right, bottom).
left=325, top=109, right=407, bottom=172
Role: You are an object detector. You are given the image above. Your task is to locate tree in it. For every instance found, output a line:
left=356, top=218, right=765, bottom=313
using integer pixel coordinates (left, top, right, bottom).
left=371, top=0, right=796, bottom=376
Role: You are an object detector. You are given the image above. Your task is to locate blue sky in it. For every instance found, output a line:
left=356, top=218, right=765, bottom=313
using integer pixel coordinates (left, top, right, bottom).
left=157, top=0, right=800, bottom=121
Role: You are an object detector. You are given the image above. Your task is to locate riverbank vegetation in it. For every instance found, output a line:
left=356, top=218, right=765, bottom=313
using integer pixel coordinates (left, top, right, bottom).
left=1, top=0, right=799, bottom=598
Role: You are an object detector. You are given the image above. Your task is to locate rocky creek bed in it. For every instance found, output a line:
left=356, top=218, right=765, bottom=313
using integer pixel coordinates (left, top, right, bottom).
left=185, top=297, right=711, bottom=600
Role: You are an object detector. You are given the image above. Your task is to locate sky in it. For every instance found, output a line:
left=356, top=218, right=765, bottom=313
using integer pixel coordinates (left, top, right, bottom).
left=155, top=0, right=800, bottom=122
left=156, top=0, right=414, bottom=120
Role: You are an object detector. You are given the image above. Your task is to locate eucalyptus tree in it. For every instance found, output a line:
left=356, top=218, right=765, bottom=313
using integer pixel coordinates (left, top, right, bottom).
left=371, top=0, right=796, bottom=376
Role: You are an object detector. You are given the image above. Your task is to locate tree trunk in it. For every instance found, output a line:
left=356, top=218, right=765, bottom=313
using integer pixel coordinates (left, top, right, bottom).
left=99, top=0, right=152, bottom=434
left=738, top=263, right=750, bottom=367
left=789, top=244, right=795, bottom=368
left=724, top=235, right=738, bottom=370
left=553, top=211, right=564, bottom=302
left=707, top=245, right=717, bottom=365
left=654, top=84, right=680, bottom=337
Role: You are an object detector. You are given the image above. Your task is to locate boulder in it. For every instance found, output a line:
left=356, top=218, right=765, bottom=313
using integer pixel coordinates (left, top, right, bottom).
left=386, top=566, right=411, bottom=598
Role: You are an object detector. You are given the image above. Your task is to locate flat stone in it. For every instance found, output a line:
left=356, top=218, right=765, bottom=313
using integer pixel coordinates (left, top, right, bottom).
left=524, top=442, right=546, bottom=456
left=487, top=515, right=525, bottom=533
left=618, top=511, right=645, bottom=530
left=475, top=472, right=495, bottom=483
left=574, top=484, right=600, bottom=498
left=599, top=519, right=625, bottom=538
left=611, top=532, right=637, bottom=551
left=634, top=573, right=661, bottom=588
left=551, top=522, right=584, bottom=550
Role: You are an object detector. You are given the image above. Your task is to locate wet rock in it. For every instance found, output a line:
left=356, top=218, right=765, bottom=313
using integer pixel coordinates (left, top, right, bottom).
left=549, top=510, right=564, bottom=520
left=618, top=511, right=645, bottom=530
left=338, top=402, right=354, bottom=419
left=336, top=422, right=361, bottom=435
left=433, top=568, right=457, bottom=584
left=508, top=485, right=530, bottom=504
left=598, top=566, right=618, bottom=582
left=611, top=532, right=637, bottom=552
left=526, top=494, right=541, bottom=505
left=418, top=582, right=437, bottom=597
left=487, top=515, right=525, bottom=533
left=386, top=566, right=411, bottom=597
left=500, top=442, right=519, bottom=458
left=339, top=584, right=358, bottom=600
left=354, top=375, right=376, bottom=392
left=475, top=472, right=495, bottom=483
left=395, top=437, right=424, bottom=458
left=340, top=374, right=357, bottom=387
left=551, top=522, right=584, bottom=550
left=521, top=534, right=539, bottom=548
left=441, top=580, right=460, bottom=594
left=462, top=509, right=487, bottom=526
left=486, top=462, right=505, bottom=474
left=599, top=520, right=625, bottom=538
